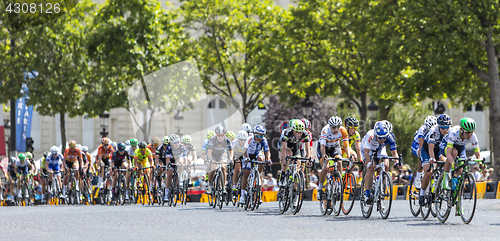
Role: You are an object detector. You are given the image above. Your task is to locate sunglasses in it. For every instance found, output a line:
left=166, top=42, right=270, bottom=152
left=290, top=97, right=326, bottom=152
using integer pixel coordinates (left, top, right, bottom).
left=464, top=130, right=474, bottom=135
left=216, top=134, right=224, bottom=137
left=255, top=134, right=264, bottom=138
left=330, top=125, right=340, bottom=130
left=103, top=144, right=109, bottom=146
left=348, top=126, right=358, bottom=130
left=377, top=136, right=387, bottom=140
left=439, top=125, right=450, bottom=129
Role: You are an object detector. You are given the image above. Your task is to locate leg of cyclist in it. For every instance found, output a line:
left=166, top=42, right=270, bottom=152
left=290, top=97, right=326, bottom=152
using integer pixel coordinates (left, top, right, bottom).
left=97, top=156, right=104, bottom=188
left=165, top=165, right=174, bottom=201
left=279, top=147, right=293, bottom=186
left=317, top=145, right=333, bottom=200
left=73, top=162, right=80, bottom=192
left=111, top=161, right=118, bottom=199
left=240, top=158, right=251, bottom=204
left=420, top=149, right=432, bottom=206
left=232, top=157, right=241, bottom=195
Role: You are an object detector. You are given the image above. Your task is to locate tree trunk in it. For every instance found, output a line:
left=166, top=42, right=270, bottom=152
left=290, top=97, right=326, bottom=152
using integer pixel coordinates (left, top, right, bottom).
left=485, top=31, right=500, bottom=181
left=358, top=92, right=368, bottom=136
left=377, top=99, right=395, bottom=120
left=60, top=112, right=66, bottom=154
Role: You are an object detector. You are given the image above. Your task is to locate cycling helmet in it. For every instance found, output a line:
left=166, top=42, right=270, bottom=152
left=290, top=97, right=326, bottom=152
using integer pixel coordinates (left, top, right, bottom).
left=138, top=141, right=147, bottom=149
left=459, top=118, right=476, bottom=132
left=110, top=142, right=117, bottom=150
left=125, top=140, right=130, bottom=145
left=437, top=114, right=452, bottom=126
left=344, top=116, right=359, bottom=128
left=291, top=119, right=305, bottom=132
left=424, top=116, right=437, bottom=129
left=301, top=118, right=311, bottom=130
left=163, top=135, right=170, bottom=145
left=374, top=122, right=389, bottom=138
left=18, top=153, right=26, bottom=160
left=241, top=123, right=252, bottom=133
left=50, top=146, right=59, bottom=154
left=170, top=134, right=181, bottom=143
left=182, top=135, right=192, bottom=144
left=215, top=125, right=226, bottom=135
left=117, top=142, right=126, bottom=151
left=129, top=138, right=138, bottom=146
left=253, top=125, right=266, bottom=135
left=25, top=152, right=33, bottom=159
left=382, top=120, right=393, bottom=133
left=151, top=136, right=161, bottom=145
left=101, top=137, right=110, bottom=144
left=76, top=144, right=82, bottom=150
left=328, top=116, right=342, bottom=127
left=44, top=151, right=49, bottom=159
left=9, top=157, right=16, bottom=164
left=236, top=130, right=248, bottom=141
left=226, top=131, right=236, bottom=140
left=82, top=146, right=89, bottom=152
left=68, top=140, right=76, bottom=148
left=207, top=130, right=215, bottom=139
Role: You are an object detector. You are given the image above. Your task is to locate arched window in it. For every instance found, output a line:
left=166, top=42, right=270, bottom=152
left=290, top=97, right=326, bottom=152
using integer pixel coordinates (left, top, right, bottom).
left=207, top=98, right=229, bottom=127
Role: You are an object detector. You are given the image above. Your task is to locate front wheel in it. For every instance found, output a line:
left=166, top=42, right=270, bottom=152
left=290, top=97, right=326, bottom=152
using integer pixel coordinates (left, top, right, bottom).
left=379, top=172, right=393, bottom=219
left=332, top=171, right=343, bottom=216
left=459, top=173, right=477, bottom=224
left=342, top=173, right=356, bottom=215
left=408, top=171, right=421, bottom=217
left=435, top=173, right=452, bottom=223
left=360, top=177, right=373, bottom=219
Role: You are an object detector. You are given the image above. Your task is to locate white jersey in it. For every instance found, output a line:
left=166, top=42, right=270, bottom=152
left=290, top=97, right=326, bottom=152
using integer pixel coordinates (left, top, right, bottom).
left=442, top=126, right=479, bottom=151
left=15, top=159, right=30, bottom=167
left=360, top=130, right=397, bottom=159
left=318, top=125, right=349, bottom=148
left=244, top=136, right=270, bottom=156
left=232, top=139, right=246, bottom=158
left=127, top=146, right=138, bottom=158
left=425, top=125, right=446, bottom=146
left=413, top=124, right=430, bottom=143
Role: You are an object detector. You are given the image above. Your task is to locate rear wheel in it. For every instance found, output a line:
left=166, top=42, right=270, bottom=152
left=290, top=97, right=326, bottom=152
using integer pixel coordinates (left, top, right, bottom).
left=459, top=173, right=477, bottom=224
left=360, top=177, right=373, bottom=219
left=408, top=171, right=421, bottom=217
left=342, top=173, right=356, bottom=215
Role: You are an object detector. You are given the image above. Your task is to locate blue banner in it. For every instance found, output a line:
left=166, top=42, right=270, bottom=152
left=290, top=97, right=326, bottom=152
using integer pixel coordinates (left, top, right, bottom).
left=16, top=80, right=34, bottom=152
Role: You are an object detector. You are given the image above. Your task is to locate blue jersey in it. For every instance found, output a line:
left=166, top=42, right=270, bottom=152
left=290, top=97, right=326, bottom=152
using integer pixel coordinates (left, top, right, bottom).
left=46, top=153, right=64, bottom=166
left=244, top=136, right=270, bottom=156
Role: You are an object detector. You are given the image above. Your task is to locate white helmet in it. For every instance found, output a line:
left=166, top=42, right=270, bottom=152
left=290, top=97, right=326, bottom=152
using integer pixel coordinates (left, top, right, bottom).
left=424, top=116, right=437, bottom=129
left=241, top=123, right=252, bottom=133
left=76, top=144, right=82, bottom=150
left=236, top=130, right=248, bottom=141
left=82, top=146, right=89, bottom=152
left=50, top=146, right=59, bottom=154
left=382, top=120, right=393, bottom=133
left=328, top=116, right=342, bottom=126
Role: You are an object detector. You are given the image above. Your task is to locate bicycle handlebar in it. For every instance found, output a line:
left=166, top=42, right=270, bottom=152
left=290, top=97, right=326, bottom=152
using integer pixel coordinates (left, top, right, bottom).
left=286, top=156, right=311, bottom=161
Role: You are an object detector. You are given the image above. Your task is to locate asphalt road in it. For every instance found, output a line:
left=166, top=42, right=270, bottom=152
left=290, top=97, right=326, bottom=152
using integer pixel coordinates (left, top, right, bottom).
left=1, top=200, right=500, bottom=240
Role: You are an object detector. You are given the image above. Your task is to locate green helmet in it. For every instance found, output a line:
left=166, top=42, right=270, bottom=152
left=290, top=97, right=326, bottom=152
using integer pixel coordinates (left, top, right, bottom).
left=130, top=138, right=138, bottom=146
left=291, top=119, right=305, bottom=132
left=226, top=131, right=236, bottom=140
left=207, top=130, right=216, bottom=139
left=25, top=152, right=33, bottom=159
left=459, top=118, right=476, bottom=132
left=182, top=135, right=192, bottom=144
left=18, top=153, right=26, bottom=160
left=162, top=136, right=170, bottom=145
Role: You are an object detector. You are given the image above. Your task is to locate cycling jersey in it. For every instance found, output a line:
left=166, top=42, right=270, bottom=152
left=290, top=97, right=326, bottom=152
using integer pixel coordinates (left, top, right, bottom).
left=112, top=150, right=130, bottom=166
left=439, top=126, right=479, bottom=159
left=127, top=146, right=138, bottom=158
left=156, top=144, right=173, bottom=162
left=15, top=159, right=30, bottom=175
left=347, top=131, right=361, bottom=149
left=207, top=136, right=233, bottom=159
left=97, top=144, right=115, bottom=160
left=135, top=148, right=152, bottom=167
left=411, top=124, right=431, bottom=158
left=360, top=130, right=397, bottom=160
left=231, top=139, right=246, bottom=159
left=318, top=125, right=349, bottom=148
left=183, top=143, right=196, bottom=154
left=202, top=139, right=209, bottom=156
left=245, top=136, right=270, bottom=156
left=147, top=144, right=159, bottom=156
left=425, top=125, right=446, bottom=150
left=171, top=144, right=188, bottom=161
left=46, top=154, right=64, bottom=172
left=64, top=148, right=83, bottom=162
left=279, top=128, right=309, bottom=150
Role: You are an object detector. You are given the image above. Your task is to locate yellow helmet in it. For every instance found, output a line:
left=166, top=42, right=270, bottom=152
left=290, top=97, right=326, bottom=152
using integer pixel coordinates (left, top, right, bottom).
left=68, top=140, right=76, bottom=148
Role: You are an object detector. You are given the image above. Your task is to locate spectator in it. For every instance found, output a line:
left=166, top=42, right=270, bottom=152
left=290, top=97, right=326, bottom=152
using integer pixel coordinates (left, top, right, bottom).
left=263, top=173, right=278, bottom=191
left=199, top=175, right=206, bottom=191
left=487, top=168, right=494, bottom=181
left=472, top=166, right=481, bottom=181
left=309, top=172, right=318, bottom=189
left=190, top=175, right=201, bottom=190
left=402, top=167, right=412, bottom=184
left=479, top=168, right=489, bottom=182
left=394, top=168, right=410, bottom=185
left=353, top=166, right=362, bottom=184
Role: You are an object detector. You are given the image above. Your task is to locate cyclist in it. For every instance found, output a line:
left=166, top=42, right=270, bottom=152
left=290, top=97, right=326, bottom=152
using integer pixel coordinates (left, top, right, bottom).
left=7, top=157, right=17, bottom=201
left=278, top=119, right=311, bottom=187
left=40, top=151, right=50, bottom=202
left=81, top=146, right=94, bottom=193
left=241, top=123, right=253, bottom=139
left=226, top=131, right=236, bottom=142
left=439, top=118, right=482, bottom=190
left=300, top=118, right=313, bottom=163
left=0, top=163, right=6, bottom=201
left=148, top=136, right=161, bottom=157
left=97, top=137, right=115, bottom=188
left=231, top=130, right=248, bottom=196
left=182, top=135, right=197, bottom=165
left=163, top=134, right=188, bottom=202
left=62, top=140, right=83, bottom=198
left=343, top=116, right=362, bottom=162
left=134, top=141, right=154, bottom=192
left=316, top=116, right=351, bottom=200
left=411, top=116, right=437, bottom=189
left=46, top=146, right=64, bottom=198
left=111, top=142, right=132, bottom=200
left=240, top=125, right=271, bottom=204
left=127, top=138, right=139, bottom=164
left=202, top=130, right=216, bottom=187
left=361, top=121, right=400, bottom=205
left=14, top=153, right=34, bottom=199
left=418, top=114, right=451, bottom=205
left=155, top=136, right=173, bottom=200
left=206, top=125, right=233, bottom=195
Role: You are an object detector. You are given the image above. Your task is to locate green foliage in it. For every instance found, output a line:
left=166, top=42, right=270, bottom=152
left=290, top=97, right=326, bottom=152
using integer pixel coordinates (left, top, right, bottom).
left=388, top=104, right=433, bottom=169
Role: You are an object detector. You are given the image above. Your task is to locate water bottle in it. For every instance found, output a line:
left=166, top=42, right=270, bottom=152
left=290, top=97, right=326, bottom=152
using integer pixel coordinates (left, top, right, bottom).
left=451, top=178, right=458, bottom=191
left=430, top=179, right=436, bottom=193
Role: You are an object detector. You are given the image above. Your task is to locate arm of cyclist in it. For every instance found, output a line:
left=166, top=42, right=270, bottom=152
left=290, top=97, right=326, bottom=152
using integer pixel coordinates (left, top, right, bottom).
left=417, top=136, right=425, bottom=158
left=391, top=149, right=400, bottom=167
left=280, top=141, right=288, bottom=162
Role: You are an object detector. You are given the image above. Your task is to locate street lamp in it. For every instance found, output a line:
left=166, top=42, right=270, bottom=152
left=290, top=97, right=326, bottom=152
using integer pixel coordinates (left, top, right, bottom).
left=301, top=95, right=314, bottom=119
left=174, top=110, right=184, bottom=135
left=99, top=112, right=110, bottom=138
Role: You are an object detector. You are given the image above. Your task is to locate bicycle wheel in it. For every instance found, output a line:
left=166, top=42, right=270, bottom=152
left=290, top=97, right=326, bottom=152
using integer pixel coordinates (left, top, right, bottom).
left=360, top=177, right=373, bottom=219
left=119, top=176, right=126, bottom=205
left=429, top=175, right=439, bottom=218
left=143, top=175, right=153, bottom=205
left=342, top=173, right=356, bottom=215
left=183, top=180, right=189, bottom=205
left=379, top=172, right=393, bottom=219
left=408, top=172, right=421, bottom=217
left=290, top=172, right=305, bottom=215
left=217, top=173, right=224, bottom=210
left=332, top=171, right=343, bottom=216
left=459, top=173, right=477, bottom=224
left=278, top=185, right=287, bottom=214
left=420, top=195, right=431, bottom=220
left=296, top=171, right=306, bottom=212
left=326, top=179, right=334, bottom=215
left=435, top=173, right=452, bottom=223
left=319, top=180, right=329, bottom=215
left=173, top=184, right=179, bottom=208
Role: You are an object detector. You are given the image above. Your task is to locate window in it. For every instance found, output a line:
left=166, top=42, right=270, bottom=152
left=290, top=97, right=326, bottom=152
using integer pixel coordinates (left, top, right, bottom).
left=208, top=99, right=216, bottom=109
left=476, top=103, right=483, bottom=111
left=219, top=99, right=226, bottom=109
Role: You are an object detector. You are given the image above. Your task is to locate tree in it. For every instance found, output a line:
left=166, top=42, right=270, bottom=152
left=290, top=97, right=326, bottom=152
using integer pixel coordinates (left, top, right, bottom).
left=180, top=0, right=285, bottom=122
left=87, top=0, right=194, bottom=140
left=388, top=0, right=500, bottom=180
left=16, top=0, right=97, bottom=150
